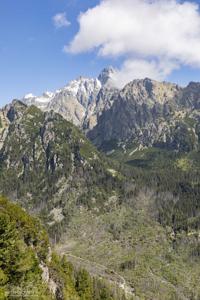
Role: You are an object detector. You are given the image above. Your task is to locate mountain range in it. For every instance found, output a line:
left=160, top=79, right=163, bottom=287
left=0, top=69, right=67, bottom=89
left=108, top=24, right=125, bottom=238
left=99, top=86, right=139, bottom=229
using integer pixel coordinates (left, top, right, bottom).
left=1, top=69, right=200, bottom=299
left=22, top=67, right=117, bottom=130
left=20, top=68, right=200, bottom=156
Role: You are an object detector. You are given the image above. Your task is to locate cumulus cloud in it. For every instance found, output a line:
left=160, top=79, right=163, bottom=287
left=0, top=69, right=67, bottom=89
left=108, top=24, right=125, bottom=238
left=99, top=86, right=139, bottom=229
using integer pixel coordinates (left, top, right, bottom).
left=65, top=0, right=200, bottom=86
left=53, top=13, right=71, bottom=28
left=110, top=59, right=179, bottom=88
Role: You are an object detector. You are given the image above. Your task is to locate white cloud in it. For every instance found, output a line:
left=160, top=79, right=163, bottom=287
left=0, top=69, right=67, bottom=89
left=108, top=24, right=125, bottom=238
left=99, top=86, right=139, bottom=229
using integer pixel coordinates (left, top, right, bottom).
left=53, top=13, right=71, bottom=28
left=65, top=0, right=200, bottom=86
left=110, top=59, right=179, bottom=88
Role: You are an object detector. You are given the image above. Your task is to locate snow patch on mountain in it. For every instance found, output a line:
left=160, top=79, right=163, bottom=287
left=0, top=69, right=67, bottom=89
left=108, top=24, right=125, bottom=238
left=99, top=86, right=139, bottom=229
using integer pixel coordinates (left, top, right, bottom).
left=22, top=67, right=118, bottom=128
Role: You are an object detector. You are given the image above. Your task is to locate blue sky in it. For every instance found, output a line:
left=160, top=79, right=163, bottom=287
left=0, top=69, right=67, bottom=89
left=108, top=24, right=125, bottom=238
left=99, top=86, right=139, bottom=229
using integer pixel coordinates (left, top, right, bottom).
left=0, top=0, right=107, bottom=106
left=1, top=0, right=200, bottom=106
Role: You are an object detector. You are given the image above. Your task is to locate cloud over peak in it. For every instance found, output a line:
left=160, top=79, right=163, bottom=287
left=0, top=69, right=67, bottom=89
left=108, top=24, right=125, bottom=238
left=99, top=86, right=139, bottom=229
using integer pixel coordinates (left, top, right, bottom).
left=65, top=0, right=200, bottom=86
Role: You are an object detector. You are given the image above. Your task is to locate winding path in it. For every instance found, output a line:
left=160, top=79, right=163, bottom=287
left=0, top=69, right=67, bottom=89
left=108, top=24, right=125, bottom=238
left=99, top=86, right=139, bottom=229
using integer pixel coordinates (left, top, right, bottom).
left=56, top=245, right=135, bottom=297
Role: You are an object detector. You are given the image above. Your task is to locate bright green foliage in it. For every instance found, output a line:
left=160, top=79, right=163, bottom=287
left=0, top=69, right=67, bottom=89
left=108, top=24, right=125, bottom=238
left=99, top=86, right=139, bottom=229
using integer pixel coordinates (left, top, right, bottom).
left=0, top=196, right=52, bottom=299
left=49, top=254, right=126, bottom=300
left=0, top=196, right=128, bottom=300
left=49, top=253, right=79, bottom=300
left=75, top=269, right=93, bottom=300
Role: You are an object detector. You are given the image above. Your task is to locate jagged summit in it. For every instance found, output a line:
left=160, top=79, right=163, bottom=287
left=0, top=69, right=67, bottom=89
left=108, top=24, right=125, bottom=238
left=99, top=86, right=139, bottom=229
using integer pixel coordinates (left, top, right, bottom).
left=60, top=76, right=102, bottom=107
left=120, top=77, right=181, bottom=105
left=8, top=70, right=200, bottom=155
left=21, top=67, right=117, bottom=128
left=22, top=67, right=116, bottom=109
left=98, top=66, right=116, bottom=86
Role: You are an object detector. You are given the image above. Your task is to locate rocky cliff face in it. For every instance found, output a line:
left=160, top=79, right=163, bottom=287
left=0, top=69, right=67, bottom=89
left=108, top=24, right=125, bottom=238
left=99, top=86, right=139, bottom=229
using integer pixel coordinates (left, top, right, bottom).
left=47, top=77, right=102, bottom=127
left=0, top=100, right=27, bottom=150
left=22, top=67, right=118, bottom=130
left=88, top=78, right=200, bottom=153
left=13, top=70, right=200, bottom=154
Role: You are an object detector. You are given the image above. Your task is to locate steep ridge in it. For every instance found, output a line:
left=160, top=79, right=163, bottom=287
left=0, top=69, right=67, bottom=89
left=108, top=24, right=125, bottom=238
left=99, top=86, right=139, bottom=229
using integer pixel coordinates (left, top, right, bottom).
left=0, top=100, right=122, bottom=240
left=88, top=78, right=200, bottom=153
left=22, top=67, right=118, bottom=129
left=20, top=71, right=200, bottom=155
left=0, top=100, right=27, bottom=150
left=47, top=76, right=101, bottom=126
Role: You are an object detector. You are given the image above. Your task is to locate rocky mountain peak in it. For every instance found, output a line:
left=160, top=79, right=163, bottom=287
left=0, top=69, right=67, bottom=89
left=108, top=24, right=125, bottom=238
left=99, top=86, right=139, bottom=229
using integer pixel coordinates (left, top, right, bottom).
left=17, top=68, right=199, bottom=147
left=120, top=78, right=181, bottom=106
left=186, top=81, right=200, bottom=89
left=0, top=100, right=27, bottom=150
left=4, top=100, right=27, bottom=122
left=61, top=76, right=102, bottom=107
left=180, top=81, right=200, bottom=109
left=20, top=67, right=119, bottom=129
left=98, top=66, right=116, bottom=86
